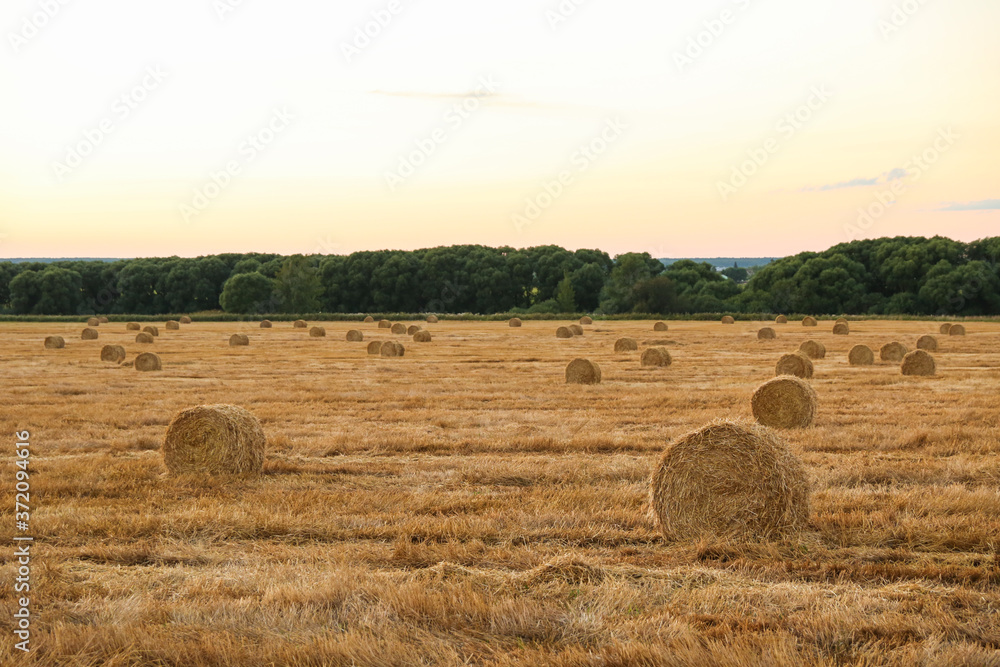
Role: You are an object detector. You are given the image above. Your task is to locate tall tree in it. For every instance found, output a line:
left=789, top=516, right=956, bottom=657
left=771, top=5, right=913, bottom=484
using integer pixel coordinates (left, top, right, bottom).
left=273, top=256, right=323, bottom=313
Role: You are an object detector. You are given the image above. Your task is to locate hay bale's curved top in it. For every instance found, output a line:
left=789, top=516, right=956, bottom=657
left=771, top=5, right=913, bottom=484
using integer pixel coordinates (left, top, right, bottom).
left=916, top=335, right=938, bottom=351
left=566, top=358, right=601, bottom=384
left=758, top=327, right=777, bottom=341
left=126, top=322, right=141, bottom=331
left=614, top=337, right=638, bottom=353
left=901, top=350, right=936, bottom=376
left=832, top=322, right=850, bottom=336
left=556, top=326, right=573, bottom=339
left=44, top=336, right=65, bottom=349
left=229, top=333, right=250, bottom=347
left=650, top=420, right=810, bottom=541
left=509, top=318, right=523, bottom=328
left=163, top=404, right=265, bottom=475
left=426, top=315, right=439, bottom=324
left=135, top=332, right=154, bottom=344
left=751, top=377, right=817, bottom=429
left=799, top=340, right=826, bottom=360
left=179, top=316, right=192, bottom=324
left=346, top=329, right=364, bottom=342
left=775, top=315, right=788, bottom=324
left=378, top=319, right=392, bottom=328
left=165, top=320, right=180, bottom=330
left=721, top=316, right=735, bottom=325
left=87, top=317, right=100, bottom=327
left=413, top=330, right=432, bottom=342
left=380, top=341, right=405, bottom=357
left=407, top=325, right=421, bottom=335
left=98, top=316, right=110, bottom=324
left=880, top=342, right=908, bottom=362
left=835, top=317, right=848, bottom=326
left=641, top=347, right=672, bottom=367
left=367, top=340, right=383, bottom=355
left=364, top=315, right=375, bottom=323
left=309, top=326, right=326, bottom=338
left=776, top=353, right=813, bottom=379
left=134, top=352, right=161, bottom=372
left=101, top=345, right=126, bottom=363
left=949, top=324, right=966, bottom=336
left=802, top=316, right=818, bottom=327
left=848, top=345, right=875, bottom=366
left=293, top=320, right=308, bottom=328
left=579, top=316, right=593, bottom=325
left=143, top=326, right=159, bottom=337
left=654, top=321, right=669, bottom=331
left=390, top=323, right=407, bottom=335
left=939, top=323, right=953, bottom=334
left=82, top=328, right=99, bottom=340
left=260, top=320, right=273, bottom=328
left=569, top=324, right=584, bottom=336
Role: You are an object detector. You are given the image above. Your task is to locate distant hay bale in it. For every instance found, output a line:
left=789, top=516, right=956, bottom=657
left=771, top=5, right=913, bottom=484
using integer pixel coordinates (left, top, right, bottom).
left=407, top=325, right=421, bottom=335
left=143, top=326, right=159, bottom=337
left=880, top=342, right=908, bottom=363
left=556, top=326, right=573, bottom=339
left=98, top=316, right=109, bottom=324
left=569, top=324, right=584, bottom=336
left=901, top=350, right=936, bottom=376
left=163, top=404, right=265, bottom=475
left=82, top=328, right=99, bottom=340
left=832, top=322, right=850, bottom=336
left=134, top=352, right=162, bottom=372
left=390, top=323, right=406, bottom=334
left=579, top=316, right=593, bottom=325
left=367, top=341, right=383, bottom=355
left=721, top=316, right=735, bottom=325
left=100, top=345, right=126, bottom=363
left=802, top=316, right=818, bottom=327
left=509, top=318, right=523, bottom=328
left=364, top=316, right=375, bottom=323
left=758, top=327, right=777, bottom=341
left=776, top=353, right=814, bottom=379
left=939, top=323, right=953, bottom=334
left=566, top=358, right=601, bottom=384
left=87, top=317, right=100, bottom=327
left=44, top=336, right=65, bottom=349
left=651, top=421, right=810, bottom=541
left=179, top=316, right=192, bottom=324
left=309, top=326, right=326, bottom=338
left=949, top=324, right=966, bottom=336
left=126, top=322, right=141, bottom=331
left=614, top=337, right=638, bottom=353
left=229, top=333, right=250, bottom=347
left=293, top=320, right=308, bottom=329
left=426, top=315, right=439, bottom=324
left=751, top=377, right=817, bottom=429
left=848, top=345, right=875, bottom=366
left=165, top=320, right=180, bottom=330
left=135, top=332, right=154, bottom=344
left=346, top=330, right=364, bottom=342
left=654, top=321, right=669, bottom=331
left=380, top=341, right=405, bottom=357
left=641, top=347, right=672, bottom=367
left=799, top=340, right=826, bottom=360
left=413, top=330, right=432, bottom=342
left=916, top=335, right=938, bottom=351
left=260, top=320, right=272, bottom=328
left=378, top=320, right=392, bottom=328
left=775, top=315, right=788, bottom=324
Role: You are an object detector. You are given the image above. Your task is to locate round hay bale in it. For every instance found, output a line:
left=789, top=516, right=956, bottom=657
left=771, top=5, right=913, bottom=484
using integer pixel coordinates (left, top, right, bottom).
left=949, top=324, right=966, bottom=336
left=135, top=332, right=154, bottom=344
left=939, top=323, right=953, bottom=334
left=126, top=322, right=141, bottom=331
left=364, top=315, right=375, bottom=323
left=100, top=344, right=126, bottom=363
left=556, top=326, right=573, bottom=339
left=380, top=341, right=405, bottom=357
left=346, top=329, right=364, bottom=342
left=508, top=318, right=523, bottom=328
left=901, top=350, right=936, bottom=376
left=775, top=315, right=788, bottom=324
left=569, top=324, right=584, bottom=336
left=367, top=341, right=383, bottom=355
left=426, top=315, right=439, bottom=324
left=309, top=326, right=326, bottom=338
left=407, top=325, right=421, bottom=335
left=162, top=404, right=265, bottom=475
left=390, top=323, right=406, bottom=335
left=653, top=321, right=669, bottom=331
left=566, top=358, right=601, bottom=384
left=413, top=330, right=432, bottom=342
left=802, top=316, right=818, bottom=327
left=143, top=326, right=159, bottom=337
left=293, top=320, right=308, bottom=329
left=260, top=320, right=273, bottom=329
left=799, top=340, right=826, bottom=360
left=848, top=345, right=875, bottom=366
left=82, top=328, right=99, bottom=340
left=832, top=322, right=850, bottom=336
left=650, top=420, right=810, bottom=541
left=179, top=316, right=192, bottom=324
left=579, top=316, right=593, bottom=325
left=165, top=320, right=180, bottom=330
left=98, top=316, right=110, bottom=324
left=721, top=316, right=735, bottom=325
left=835, top=317, right=849, bottom=326
left=776, top=353, right=813, bottom=379
left=641, top=347, right=672, bottom=367
left=880, top=342, right=908, bottom=363
left=614, top=337, right=638, bottom=353
left=758, top=327, right=777, bottom=341
left=378, top=319, right=392, bottom=329
left=229, top=333, right=250, bottom=347
left=751, top=377, right=817, bottom=429
left=44, top=336, right=65, bottom=349
left=87, top=317, right=100, bottom=327
left=134, top=352, right=162, bottom=372
left=916, top=335, right=938, bottom=351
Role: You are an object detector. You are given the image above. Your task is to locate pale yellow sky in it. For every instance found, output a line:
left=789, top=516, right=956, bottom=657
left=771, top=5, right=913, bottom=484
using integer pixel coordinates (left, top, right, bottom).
left=1, top=0, right=998, bottom=258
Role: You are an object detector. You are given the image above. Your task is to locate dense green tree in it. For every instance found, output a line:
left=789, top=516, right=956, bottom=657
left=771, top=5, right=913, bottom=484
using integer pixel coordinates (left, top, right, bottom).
left=273, top=256, right=323, bottom=313
left=34, top=268, right=83, bottom=315
left=9, top=270, right=42, bottom=314
left=555, top=272, right=576, bottom=313
left=219, top=272, right=275, bottom=314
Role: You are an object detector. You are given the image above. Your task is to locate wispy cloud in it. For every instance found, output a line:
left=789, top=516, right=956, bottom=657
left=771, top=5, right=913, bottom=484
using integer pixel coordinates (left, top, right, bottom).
left=802, top=168, right=909, bottom=192
left=938, top=199, right=1000, bottom=211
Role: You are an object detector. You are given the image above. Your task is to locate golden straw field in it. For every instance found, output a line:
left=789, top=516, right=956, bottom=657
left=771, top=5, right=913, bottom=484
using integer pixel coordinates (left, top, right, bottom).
left=1, top=318, right=999, bottom=666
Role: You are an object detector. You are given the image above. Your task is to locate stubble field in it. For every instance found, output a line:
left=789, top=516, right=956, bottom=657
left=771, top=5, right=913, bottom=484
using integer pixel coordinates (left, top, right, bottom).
left=1, top=318, right=999, bottom=666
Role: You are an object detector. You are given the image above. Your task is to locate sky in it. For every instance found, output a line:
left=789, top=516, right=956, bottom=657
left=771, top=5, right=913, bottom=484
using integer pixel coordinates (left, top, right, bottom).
left=1, top=0, right=998, bottom=259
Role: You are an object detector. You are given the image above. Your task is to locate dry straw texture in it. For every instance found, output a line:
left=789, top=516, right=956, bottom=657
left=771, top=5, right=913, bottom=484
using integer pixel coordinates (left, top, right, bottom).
left=880, top=342, right=908, bottom=362
left=413, top=331, right=432, bottom=343
left=366, top=341, right=383, bottom=355
left=179, top=316, right=192, bottom=324
left=758, top=327, right=777, bottom=340
left=82, top=328, right=99, bottom=340
left=166, top=320, right=180, bottom=330
left=309, top=327, right=326, bottom=338
left=799, top=340, right=826, bottom=359
left=229, top=333, right=250, bottom=347
left=162, top=404, right=265, bottom=475
left=751, top=377, right=817, bottom=429
left=426, top=315, right=439, bottom=324
left=832, top=322, right=850, bottom=336
left=87, top=317, right=100, bottom=327
left=569, top=324, right=584, bottom=336
left=917, top=335, right=938, bottom=351
left=950, top=324, right=966, bottom=336
left=721, top=316, right=735, bottom=325
left=126, top=322, right=140, bottom=331
left=654, top=321, right=669, bottom=331
left=641, top=347, right=672, bottom=367
left=44, top=336, right=65, bottom=349
left=346, top=330, right=364, bottom=342
left=508, top=318, right=522, bottom=328
left=579, top=316, right=593, bottom=325
left=380, top=341, right=405, bottom=357
left=135, top=332, right=154, bottom=344
left=293, top=320, right=308, bottom=329
left=775, top=315, right=788, bottom=324
left=848, top=345, right=875, bottom=366
left=776, top=353, right=814, bottom=379
left=378, top=319, right=392, bottom=328
left=802, top=316, right=818, bottom=327
left=614, top=337, right=638, bottom=353
left=143, top=326, right=159, bottom=337
left=407, top=325, right=421, bottom=335
left=100, top=345, right=126, bottom=363
left=364, top=315, right=375, bottom=323
left=134, top=352, right=162, bottom=372
left=939, top=322, right=953, bottom=334
left=391, top=323, right=407, bottom=335
left=650, top=420, right=810, bottom=541
left=556, top=326, right=573, bottom=339
left=565, top=358, right=602, bottom=384
left=901, top=350, right=936, bottom=376
left=260, top=320, right=273, bottom=329
left=835, top=318, right=849, bottom=326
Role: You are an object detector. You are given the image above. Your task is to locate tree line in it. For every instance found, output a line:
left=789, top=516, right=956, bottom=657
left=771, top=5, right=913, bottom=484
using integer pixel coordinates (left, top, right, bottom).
left=1, top=236, right=998, bottom=317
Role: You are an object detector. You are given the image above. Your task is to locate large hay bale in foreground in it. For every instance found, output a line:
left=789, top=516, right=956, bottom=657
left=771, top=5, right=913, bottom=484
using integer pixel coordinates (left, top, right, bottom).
left=101, top=345, right=126, bottom=363
left=802, top=316, right=818, bottom=327
left=775, top=315, right=788, bottom=324
left=508, top=318, right=522, bottom=328
left=650, top=420, right=810, bottom=541
left=426, top=315, right=439, bottom=324
left=293, top=320, right=308, bottom=329
left=939, top=323, right=953, bottom=334
left=832, top=322, right=850, bottom=336
left=346, top=330, right=364, bottom=342
left=949, top=324, right=966, bottom=336
left=569, top=324, right=584, bottom=336
left=556, top=326, right=573, bottom=339
left=87, top=317, right=100, bottom=327
left=880, top=342, right=908, bottom=362
left=44, top=336, right=65, bottom=349
left=758, top=327, right=777, bottom=341
left=378, top=319, right=392, bottom=328
left=848, top=345, right=875, bottom=366
left=776, top=353, right=814, bottom=379
left=654, top=321, right=669, bottom=331
left=364, top=315, right=375, bottom=323
left=179, top=316, right=192, bottom=324
left=126, top=322, right=141, bottom=331
left=309, top=326, right=326, bottom=338
left=134, top=352, right=162, bottom=372
left=799, top=340, right=826, bottom=360
left=579, top=316, right=593, bottom=325
left=165, top=320, right=180, bottom=330
left=135, top=332, right=154, bottom=344
left=82, top=328, right=99, bottom=340
left=721, top=316, right=735, bottom=325
left=260, top=320, right=272, bottom=329
left=390, top=323, right=407, bottom=335
left=407, top=325, right=421, bottom=335
left=916, top=335, right=938, bottom=351
left=143, top=326, right=159, bottom=337
left=163, top=404, right=265, bottom=475
left=901, top=350, right=936, bottom=376
left=367, top=341, right=383, bottom=355
left=614, top=337, right=638, bottom=353
left=641, top=347, right=672, bottom=367
left=752, top=377, right=817, bottom=429
left=566, top=358, right=601, bottom=384
left=380, top=341, right=405, bottom=357
left=229, top=333, right=250, bottom=347
left=413, top=330, right=432, bottom=342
